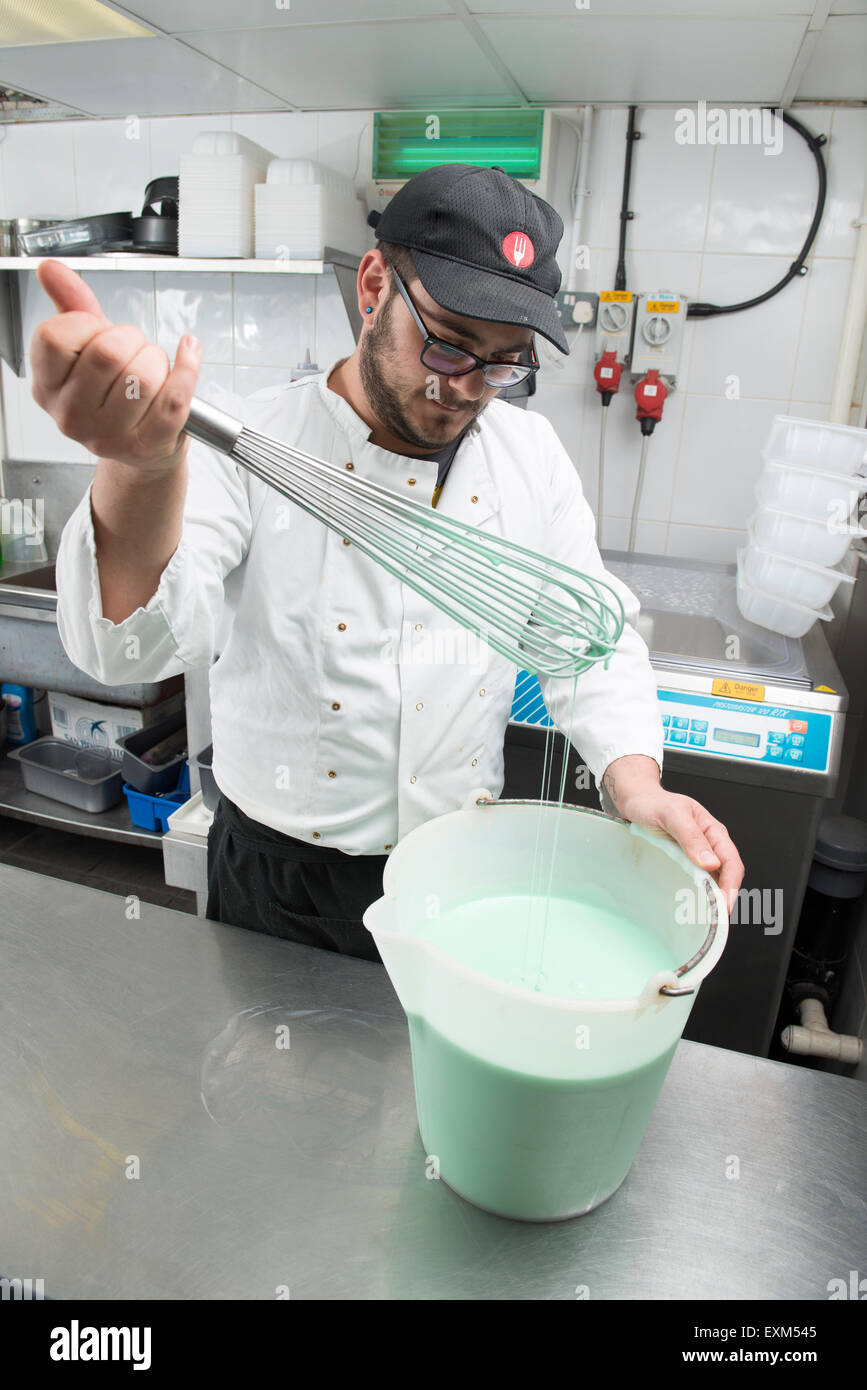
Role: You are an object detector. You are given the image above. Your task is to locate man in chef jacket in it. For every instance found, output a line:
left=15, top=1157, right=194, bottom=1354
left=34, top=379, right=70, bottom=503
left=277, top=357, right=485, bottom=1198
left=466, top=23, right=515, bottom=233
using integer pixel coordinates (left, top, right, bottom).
left=32, top=163, right=743, bottom=961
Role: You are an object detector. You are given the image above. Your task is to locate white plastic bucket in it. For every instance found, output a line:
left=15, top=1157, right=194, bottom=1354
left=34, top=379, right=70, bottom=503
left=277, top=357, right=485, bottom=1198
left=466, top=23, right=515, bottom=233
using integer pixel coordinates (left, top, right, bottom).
left=364, top=791, right=729, bottom=1221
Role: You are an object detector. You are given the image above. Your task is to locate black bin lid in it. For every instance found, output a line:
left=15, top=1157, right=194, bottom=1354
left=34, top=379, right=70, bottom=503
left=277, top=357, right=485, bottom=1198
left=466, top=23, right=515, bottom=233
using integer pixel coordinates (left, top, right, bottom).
left=813, top=814, right=867, bottom=872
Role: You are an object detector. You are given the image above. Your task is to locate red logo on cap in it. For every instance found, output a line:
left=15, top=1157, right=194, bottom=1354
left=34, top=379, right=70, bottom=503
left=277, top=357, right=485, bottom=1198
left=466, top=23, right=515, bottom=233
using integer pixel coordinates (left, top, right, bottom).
left=502, top=231, right=535, bottom=269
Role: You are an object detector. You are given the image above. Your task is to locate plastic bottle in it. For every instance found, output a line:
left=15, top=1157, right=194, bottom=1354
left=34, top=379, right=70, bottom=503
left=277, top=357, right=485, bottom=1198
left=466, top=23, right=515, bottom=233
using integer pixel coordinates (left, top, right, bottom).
left=1, top=683, right=39, bottom=744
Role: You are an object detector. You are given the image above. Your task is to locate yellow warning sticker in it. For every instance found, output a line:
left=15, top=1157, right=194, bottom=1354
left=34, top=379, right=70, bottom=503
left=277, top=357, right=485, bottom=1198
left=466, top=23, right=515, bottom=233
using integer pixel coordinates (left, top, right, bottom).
left=646, top=301, right=680, bottom=313
left=600, top=290, right=633, bottom=302
left=712, top=678, right=765, bottom=701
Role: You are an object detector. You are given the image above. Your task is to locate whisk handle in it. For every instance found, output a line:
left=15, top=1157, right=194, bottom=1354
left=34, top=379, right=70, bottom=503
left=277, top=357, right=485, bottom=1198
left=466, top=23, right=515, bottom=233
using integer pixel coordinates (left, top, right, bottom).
left=183, top=397, right=244, bottom=456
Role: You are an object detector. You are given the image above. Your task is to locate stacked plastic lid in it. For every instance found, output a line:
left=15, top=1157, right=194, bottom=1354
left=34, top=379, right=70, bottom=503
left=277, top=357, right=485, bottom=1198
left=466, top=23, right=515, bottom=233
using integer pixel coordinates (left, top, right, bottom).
left=737, top=416, right=867, bottom=637
left=178, top=132, right=274, bottom=258
left=254, top=157, right=369, bottom=260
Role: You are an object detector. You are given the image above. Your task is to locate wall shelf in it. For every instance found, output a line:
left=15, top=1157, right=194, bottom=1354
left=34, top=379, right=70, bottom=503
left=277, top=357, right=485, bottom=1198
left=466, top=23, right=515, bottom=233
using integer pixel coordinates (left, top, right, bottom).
left=0, top=254, right=331, bottom=273
left=0, top=246, right=363, bottom=377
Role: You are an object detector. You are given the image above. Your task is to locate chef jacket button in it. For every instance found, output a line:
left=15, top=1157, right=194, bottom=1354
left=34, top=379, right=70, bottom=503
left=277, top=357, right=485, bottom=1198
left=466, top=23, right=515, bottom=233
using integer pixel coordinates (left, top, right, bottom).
left=471, top=495, right=479, bottom=503
left=337, top=622, right=346, bottom=631
left=414, top=623, right=422, bottom=631
left=345, top=462, right=355, bottom=471
left=328, top=770, right=337, bottom=778
left=312, top=832, right=321, bottom=839
left=479, top=688, right=486, bottom=696
left=332, top=701, right=341, bottom=710
left=416, top=702, right=423, bottom=710
left=407, top=478, right=417, bottom=486
left=384, top=844, right=393, bottom=851
left=410, top=775, right=417, bottom=784
left=472, top=758, right=478, bottom=766
left=342, top=538, right=351, bottom=546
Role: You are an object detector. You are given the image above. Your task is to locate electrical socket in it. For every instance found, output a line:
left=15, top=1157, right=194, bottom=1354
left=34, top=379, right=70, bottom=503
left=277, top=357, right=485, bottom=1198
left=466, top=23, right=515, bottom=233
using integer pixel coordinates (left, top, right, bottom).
left=594, top=290, right=636, bottom=365
left=554, top=290, right=599, bottom=329
left=629, top=291, right=686, bottom=387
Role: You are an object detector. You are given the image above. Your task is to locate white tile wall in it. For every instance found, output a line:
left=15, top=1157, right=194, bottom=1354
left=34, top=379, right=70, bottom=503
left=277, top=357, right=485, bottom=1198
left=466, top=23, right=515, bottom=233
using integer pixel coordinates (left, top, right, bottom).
left=1, top=103, right=864, bottom=567
left=154, top=273, right=232, bottom=363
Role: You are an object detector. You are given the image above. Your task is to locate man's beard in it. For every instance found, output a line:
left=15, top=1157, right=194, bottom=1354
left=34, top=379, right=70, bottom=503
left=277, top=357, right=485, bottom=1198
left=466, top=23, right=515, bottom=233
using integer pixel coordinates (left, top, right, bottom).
left=358, top=291, right=484, bottom=450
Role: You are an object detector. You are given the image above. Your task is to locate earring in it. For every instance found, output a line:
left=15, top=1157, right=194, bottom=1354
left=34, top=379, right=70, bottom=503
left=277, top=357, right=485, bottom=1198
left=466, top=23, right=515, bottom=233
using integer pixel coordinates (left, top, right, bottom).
left=365, top=306, right=373, bottom=313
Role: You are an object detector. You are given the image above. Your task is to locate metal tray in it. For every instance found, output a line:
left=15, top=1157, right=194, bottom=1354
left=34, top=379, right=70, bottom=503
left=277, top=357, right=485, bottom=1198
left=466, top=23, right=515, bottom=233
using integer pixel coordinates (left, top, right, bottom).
left=7, top=737, right=124, bottom=812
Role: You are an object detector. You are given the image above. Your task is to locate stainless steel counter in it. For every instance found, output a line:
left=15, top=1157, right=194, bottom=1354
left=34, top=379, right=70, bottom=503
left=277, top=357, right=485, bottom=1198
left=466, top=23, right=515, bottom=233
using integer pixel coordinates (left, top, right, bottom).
left=1, top=862, right=864, bottom=1301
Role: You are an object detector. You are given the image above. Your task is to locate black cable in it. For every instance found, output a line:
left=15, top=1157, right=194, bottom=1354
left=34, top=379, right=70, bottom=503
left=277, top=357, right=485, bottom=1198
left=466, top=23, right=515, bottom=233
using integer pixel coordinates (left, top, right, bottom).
left=688, top=110, right=827, bottom=319
left=614, top=105, right=638, bottom=293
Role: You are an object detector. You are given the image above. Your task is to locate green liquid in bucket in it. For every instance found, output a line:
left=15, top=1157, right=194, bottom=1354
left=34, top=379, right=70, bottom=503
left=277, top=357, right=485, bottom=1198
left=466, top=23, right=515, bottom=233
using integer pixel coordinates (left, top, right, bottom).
left=406, top=893, right=682, bottom=1219
left=423, top=893, right=677, bottom=998
left=408, top=1015, right=678, bottom=1221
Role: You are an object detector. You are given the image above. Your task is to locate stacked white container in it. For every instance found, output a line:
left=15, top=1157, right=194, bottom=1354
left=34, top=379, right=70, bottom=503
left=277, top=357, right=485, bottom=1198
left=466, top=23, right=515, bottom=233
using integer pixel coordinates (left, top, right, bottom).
left=179, top=132, right=274, bottom=258
left=737, top=416, right=867, bottom=637
left=254, top=158, right=370, bottom=260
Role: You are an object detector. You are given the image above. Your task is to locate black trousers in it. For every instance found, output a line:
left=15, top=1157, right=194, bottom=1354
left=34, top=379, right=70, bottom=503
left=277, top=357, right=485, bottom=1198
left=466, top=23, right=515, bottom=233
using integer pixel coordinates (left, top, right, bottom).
left=205, top=793, right=387, bottom=963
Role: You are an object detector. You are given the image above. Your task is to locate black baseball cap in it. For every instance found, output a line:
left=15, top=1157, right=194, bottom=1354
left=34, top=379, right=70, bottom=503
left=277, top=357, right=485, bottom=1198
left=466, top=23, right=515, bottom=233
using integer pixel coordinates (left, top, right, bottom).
left=367, top=163, right=569, bottom=354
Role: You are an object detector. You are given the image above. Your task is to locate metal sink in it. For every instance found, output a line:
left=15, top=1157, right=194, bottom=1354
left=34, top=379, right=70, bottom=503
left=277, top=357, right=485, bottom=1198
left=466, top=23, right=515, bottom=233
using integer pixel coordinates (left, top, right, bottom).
left=0, top=563, right=57, bottom=593
left=0, top=559, right=181, bottom=706
left=637, top=607, right=784, bottom=669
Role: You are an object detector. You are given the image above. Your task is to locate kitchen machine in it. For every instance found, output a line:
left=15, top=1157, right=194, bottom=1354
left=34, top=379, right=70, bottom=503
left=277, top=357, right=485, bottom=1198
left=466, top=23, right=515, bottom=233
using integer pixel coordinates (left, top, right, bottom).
left=505, top=550, right=849, bottom=1057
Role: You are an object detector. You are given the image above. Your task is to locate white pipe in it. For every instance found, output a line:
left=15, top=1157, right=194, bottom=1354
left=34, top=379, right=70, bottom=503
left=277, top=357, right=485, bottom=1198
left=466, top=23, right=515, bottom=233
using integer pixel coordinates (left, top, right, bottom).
left=566, top=105, right=594, bottom=293
left=780, top=996, right=863, bottom=1064
left=629, top=434, right=650, bottom=552
left=597, top=407, right=607, bottom=547
left=830, top=180, right=867, bottom=424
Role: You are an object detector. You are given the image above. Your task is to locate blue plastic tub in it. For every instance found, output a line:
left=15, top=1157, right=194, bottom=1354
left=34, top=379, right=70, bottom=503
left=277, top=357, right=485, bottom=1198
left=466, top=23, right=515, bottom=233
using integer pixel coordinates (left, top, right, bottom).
left=123, top=760, right=190, bottom=833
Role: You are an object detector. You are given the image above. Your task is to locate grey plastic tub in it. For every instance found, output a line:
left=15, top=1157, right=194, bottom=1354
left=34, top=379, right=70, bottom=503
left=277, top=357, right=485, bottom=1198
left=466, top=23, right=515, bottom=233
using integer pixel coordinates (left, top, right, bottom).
left=7, top=737, right=124, bottom=812
left=192, top=744, right=219, bottom=812
left=116, top=710, right=187, bottom=795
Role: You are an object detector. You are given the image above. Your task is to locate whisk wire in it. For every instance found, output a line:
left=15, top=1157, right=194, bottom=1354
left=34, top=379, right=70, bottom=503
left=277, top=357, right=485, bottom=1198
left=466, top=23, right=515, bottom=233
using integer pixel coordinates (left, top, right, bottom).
left=184, top=398, right=625, bottom=679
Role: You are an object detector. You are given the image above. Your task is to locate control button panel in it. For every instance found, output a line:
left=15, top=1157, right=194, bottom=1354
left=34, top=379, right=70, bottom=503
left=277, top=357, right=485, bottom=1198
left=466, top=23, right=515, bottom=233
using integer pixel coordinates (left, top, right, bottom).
left=659, top=693, right=832, bottom=772
left=508, top=674, right=836, bottom=777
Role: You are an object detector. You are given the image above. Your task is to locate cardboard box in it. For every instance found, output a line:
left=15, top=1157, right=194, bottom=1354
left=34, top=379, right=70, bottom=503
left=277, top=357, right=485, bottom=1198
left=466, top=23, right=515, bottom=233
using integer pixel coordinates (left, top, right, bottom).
left=47, top=689, right=185, bottom=760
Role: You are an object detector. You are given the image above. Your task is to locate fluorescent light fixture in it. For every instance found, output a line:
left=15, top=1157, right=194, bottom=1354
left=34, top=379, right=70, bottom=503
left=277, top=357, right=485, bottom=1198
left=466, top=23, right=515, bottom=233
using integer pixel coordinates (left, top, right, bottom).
left=0, top=0, right=153, bottom=47
left=373, top=111, right=545, bottom=182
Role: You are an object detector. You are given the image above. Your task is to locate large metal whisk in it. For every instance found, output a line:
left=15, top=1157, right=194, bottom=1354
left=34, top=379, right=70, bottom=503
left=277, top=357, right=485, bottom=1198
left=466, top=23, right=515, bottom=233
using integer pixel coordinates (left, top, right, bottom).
left=183, top=397, right=625, bottom=679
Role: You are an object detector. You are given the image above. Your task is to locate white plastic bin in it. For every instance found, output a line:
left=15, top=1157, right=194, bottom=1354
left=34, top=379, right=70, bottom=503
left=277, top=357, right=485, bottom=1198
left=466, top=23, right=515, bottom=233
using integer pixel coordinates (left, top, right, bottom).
left=748, top=504, right=866, bottom=567
left=736, top=550, right=833, bottom=637
left=756, top=460, right=867, bottom=521
left=741, top=541, right=855, bottom=609
left=762, top=415, right=867, bottom=476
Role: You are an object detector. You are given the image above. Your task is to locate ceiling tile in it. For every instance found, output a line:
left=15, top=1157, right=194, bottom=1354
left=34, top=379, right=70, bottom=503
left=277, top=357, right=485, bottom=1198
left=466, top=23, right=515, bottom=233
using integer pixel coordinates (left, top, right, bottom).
left=796, top=16, right=867, bottom=99
left=116, top=0, right=451, bottom=30
left=466, top=0, right=812, bottom=11
left=185, top=20, right=519, bottom=108
left=0, top=36, right=291, bottom=116
left=475, top=15, right=809, bottom=103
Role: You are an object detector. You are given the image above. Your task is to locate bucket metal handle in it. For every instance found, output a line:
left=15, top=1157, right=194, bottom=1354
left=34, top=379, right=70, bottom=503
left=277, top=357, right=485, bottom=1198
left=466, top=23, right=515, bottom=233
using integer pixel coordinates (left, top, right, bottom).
left=470, top=794, right=720, bottom=998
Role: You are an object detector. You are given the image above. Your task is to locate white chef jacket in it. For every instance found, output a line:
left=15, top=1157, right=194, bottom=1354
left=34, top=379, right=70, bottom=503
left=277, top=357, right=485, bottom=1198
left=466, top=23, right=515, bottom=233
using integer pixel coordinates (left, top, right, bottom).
left=54, top=360, right=665, bottom=855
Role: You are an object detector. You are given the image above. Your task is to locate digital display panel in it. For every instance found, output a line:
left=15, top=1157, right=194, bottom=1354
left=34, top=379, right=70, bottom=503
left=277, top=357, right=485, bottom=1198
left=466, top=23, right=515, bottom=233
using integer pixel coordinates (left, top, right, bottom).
left=714, top=728, right=761, bottom=747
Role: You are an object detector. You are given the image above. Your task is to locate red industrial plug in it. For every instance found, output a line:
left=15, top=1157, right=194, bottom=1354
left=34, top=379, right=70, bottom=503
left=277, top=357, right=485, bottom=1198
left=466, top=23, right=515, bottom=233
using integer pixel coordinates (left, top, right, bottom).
left=593, top=349, right=623, bottom=406
left=634, top=368, right=668, bottom=435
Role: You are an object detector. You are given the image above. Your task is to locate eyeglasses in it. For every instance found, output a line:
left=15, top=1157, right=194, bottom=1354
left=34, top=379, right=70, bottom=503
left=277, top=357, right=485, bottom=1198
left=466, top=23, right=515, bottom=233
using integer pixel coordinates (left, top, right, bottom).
left=388, top=266, right=539, bottom=388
